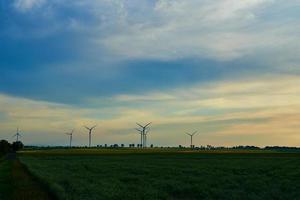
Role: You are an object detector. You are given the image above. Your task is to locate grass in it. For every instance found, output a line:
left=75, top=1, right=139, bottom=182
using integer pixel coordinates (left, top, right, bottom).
left=0, top=153, right=53, bottom=200
left=10, top=159, right=54, bottom=200
left=18, top=149, right=300, bottom=200
left=0, top=160, right=13, bottom=200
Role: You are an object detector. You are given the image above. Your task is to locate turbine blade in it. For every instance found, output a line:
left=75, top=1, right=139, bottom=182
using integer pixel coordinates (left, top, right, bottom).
left=192, top=131, right=197, bottom=136
left=145, top=122, right=152, bottom=128
left=136, top=123, right=143, bottom=128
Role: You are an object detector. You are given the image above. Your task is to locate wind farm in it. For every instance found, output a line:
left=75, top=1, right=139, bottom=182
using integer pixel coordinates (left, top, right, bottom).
left=1, top=124, right=300, bottom=200
left=1, top=0, right=300, bottom=199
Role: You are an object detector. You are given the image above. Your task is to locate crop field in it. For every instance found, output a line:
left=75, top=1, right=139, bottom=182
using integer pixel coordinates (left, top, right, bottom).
left=0, top=158, right=12, bottom=199
left=12, top=149, right=300, bottom=200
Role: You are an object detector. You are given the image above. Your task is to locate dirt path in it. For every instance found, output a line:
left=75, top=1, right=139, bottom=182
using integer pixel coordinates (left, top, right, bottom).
left=4, top=153, right=56, bottom=200
left=5, top=153, right=17, bottom=160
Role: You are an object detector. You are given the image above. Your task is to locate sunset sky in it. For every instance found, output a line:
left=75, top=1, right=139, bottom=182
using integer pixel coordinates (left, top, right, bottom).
left=0, top=0, right=299, bottom=147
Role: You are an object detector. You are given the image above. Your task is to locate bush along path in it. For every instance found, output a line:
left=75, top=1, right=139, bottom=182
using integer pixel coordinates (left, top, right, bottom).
left=0, top=153, right=55, bottom=200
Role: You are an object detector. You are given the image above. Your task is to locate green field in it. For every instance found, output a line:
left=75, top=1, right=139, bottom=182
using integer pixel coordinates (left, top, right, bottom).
left=0, top=159, right=13, bottom=199
left=0, top=153, right=53, bottom=200
left=15, top=149, right=300, bottom=200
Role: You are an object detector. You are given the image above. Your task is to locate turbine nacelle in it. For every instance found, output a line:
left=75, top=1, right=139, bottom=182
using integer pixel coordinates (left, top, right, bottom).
left=186, top=131, right=197, bottom=137
left=65, top=129, right=74, bottom=136
left=84, top=125, right=97, bottom=132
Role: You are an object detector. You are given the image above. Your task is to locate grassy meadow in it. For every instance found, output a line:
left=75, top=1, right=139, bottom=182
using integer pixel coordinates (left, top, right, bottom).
left=15, top=149, right=300, bottom=200
left=0, top=159, right=13, bottom=200
left=0, top=154, right=53, bottom=200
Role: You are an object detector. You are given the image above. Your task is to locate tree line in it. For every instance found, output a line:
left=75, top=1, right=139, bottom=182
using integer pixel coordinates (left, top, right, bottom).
left=0, top=140, right=24, bottom=155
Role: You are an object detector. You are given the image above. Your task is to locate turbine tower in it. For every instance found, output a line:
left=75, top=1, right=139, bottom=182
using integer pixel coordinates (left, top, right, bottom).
left=136, top=122, right=151, bottom=148
left=84, top=125, right=96, bottom=147
left=135, top=128, right=143, bottom=148
left=13, top=128, right=21, bottom=142
left=186, top=131, right=197, bottom=148
left=65, top=129, right=74, bottom=148
left=144, top=128, right=150, bottom=148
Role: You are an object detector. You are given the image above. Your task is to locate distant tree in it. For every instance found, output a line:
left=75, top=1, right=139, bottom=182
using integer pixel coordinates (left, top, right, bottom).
left=264, top=146, right=300, bottom=152
left=0, top=140, right=11, bottom=154
left=233, top=146, right=260, bottom=150
left=12, top=141, right=24, bottom=151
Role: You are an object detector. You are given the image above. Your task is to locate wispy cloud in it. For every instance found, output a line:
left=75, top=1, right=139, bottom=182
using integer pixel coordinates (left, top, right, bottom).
left=102, top=0, right=300, bottom=63
left=13, top=0, right=46, bottom=12
left=1, top=74, right=299, bottom=146
left=1, top=0, right=300, bottom=146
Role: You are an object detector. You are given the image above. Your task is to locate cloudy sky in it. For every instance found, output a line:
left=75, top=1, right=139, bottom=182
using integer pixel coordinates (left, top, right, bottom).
left=0, top=0, right=299, bottom=147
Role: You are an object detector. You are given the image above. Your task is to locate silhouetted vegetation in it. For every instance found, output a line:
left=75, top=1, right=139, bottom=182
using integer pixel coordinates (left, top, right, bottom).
left=0, top=140, right=11, bottom=155
left=12, top=141, right=24, bottom=152
left=0, top=140, right=24, bottom=155
left=265, top=146, right=300, bottom=152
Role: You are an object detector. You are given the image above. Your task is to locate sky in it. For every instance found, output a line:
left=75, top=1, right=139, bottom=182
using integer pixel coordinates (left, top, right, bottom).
left=0, top=0, right=300, bottom=147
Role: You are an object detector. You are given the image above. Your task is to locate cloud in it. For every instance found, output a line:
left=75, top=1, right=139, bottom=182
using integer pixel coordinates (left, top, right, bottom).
left=6, top=0, right=300, bottom=66
left=113, top=74, right=300, bottom=110
left=1, top=0, right=300, bottom=147
left=1, top=74, right=300, bottom=146
left=13, top=0, right=46, bottom=12
left=101, top=0, right=288, bottom=60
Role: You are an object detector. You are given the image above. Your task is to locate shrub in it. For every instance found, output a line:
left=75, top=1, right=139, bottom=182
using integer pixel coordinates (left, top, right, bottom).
left=0, top=140, right=11, bottom=154
left=12, top=141, right=24, bottom=152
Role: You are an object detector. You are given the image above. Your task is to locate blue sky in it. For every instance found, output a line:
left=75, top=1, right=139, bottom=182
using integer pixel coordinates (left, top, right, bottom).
left=0, top=0, right=300, bottom=146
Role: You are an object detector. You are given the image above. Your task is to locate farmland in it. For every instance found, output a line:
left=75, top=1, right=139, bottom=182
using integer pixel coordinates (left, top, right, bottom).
left=12, top=149, right=300, bottom=200
left=0, top=158, right=12, bottom=199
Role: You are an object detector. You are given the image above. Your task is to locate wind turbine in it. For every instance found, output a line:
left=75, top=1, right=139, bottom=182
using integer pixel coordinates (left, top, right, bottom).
left=136, top=122, right=152, bottom=148
left=13, top=128, right=21, bottom=142
left=84, top=125, right=97, bottom=147
left=65, top=129, right=74, bottom=148
left=135, top=128, right=143, bottom=148
left=144, top=128, right=150, bottom=148
left=186, top=131, right=197, bottom=148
